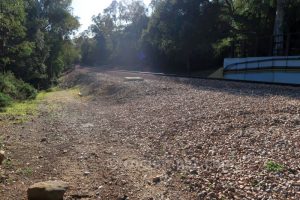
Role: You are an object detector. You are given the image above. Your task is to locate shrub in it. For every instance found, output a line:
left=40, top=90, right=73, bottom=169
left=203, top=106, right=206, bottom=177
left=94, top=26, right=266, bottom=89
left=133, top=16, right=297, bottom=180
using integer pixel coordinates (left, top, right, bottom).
left=0, top=73, right=17, bottom=97
left=18, top=82, right=37, bottom=100
left=0, top=92, right=12, bottom=111
left=0, top=72, right=37, bottom=100
left=265, top=161, right=284, bottom=173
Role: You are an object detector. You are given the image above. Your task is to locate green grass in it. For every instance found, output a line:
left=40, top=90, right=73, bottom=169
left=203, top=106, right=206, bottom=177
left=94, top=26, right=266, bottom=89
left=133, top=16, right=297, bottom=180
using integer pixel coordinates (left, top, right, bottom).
left=0, top=90, right=53, bottom=123
left=45, top=86, right=60, bottom=93
left=4, top=101, right=37, bottom=116
left=2, top=159, right=13, bottom=169
left=17, top=167, right=33, bottom=177
left=3, top=92, right=46, bottom=115
left=265, top=161, right=284, bottom=173
left=0, top=87, right=79, bottom=124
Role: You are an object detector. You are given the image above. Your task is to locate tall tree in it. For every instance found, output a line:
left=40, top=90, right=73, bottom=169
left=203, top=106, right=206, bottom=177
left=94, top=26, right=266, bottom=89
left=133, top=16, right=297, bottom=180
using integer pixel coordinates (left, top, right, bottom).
left=273, top=0, right=285, bottom=55
left=82, top=0, right=148, bottom=67
left=79, top=0, right=300, bottom=73
left=142, top=0, right=229, bottom=72
left=0, top=0, right=28, bottom=73
left=1, top=0, right=79, bottom=88
left=24, top=0, right=79, bottom=87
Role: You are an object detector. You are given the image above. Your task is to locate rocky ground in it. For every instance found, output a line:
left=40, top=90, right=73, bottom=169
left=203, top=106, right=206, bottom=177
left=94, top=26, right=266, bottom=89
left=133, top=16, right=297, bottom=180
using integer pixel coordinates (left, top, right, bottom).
left=0, top=68, right=299, bottom=200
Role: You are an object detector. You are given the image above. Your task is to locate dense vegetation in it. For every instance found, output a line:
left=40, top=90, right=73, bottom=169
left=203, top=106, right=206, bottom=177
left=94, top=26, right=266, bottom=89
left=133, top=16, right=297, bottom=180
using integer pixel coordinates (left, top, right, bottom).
left=1, top=0, right=300, bottom=110
left=78, top=0, right=300, bottom=72
left=0, top=0, right=79, bottom=109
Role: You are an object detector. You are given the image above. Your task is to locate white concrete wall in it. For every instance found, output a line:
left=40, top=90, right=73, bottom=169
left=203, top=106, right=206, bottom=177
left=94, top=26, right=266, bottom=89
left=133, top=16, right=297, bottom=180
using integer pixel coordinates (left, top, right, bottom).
left=224, top=72, right=300, bottom=84
left=224, top=56, right=300, bottom=71
left=224, top=56, right=300, bottom=84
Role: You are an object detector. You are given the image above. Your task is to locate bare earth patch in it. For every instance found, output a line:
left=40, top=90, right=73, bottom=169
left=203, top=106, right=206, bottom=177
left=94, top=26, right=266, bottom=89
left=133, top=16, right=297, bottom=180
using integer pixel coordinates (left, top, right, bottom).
left=0, top=68, right=299, bottom=200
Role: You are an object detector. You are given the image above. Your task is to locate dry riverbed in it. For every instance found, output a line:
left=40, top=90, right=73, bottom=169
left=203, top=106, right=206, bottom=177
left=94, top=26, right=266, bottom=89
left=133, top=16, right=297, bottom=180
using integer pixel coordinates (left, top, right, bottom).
left=0, top=68, right=299, bottom=199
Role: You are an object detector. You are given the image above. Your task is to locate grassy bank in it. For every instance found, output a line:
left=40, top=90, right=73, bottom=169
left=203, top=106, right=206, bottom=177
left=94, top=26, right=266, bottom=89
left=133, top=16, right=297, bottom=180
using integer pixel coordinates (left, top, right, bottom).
left=0, top=90, right=54, bottom=124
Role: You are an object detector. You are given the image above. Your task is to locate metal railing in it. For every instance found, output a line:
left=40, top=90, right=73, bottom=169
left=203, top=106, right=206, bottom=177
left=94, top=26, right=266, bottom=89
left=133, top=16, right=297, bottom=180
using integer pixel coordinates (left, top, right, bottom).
left=224, top=56, right=300, bottom=72
left=230, top=33, right=300, bottom=58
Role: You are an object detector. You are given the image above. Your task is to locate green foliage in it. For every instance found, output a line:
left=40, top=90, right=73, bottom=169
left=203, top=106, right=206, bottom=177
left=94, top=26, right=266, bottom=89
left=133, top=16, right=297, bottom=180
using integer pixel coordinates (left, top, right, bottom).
left=2, top=159, right=13, bottom=169
left=0, top=0, right=80, bottom=110
left=0, top=73, right=37, bottom=100
left=18, top=82, right=37, bottom=100
left=0, top=0, right=27, bottom=71
left=61, top=42, right=81, bottom=70
left=0, top=0, right=80, bottom=91
left=0, top=90, right=54, bottom=123
left=78, top=0, right=300, bottom=73
left=79, top=0, right=148, bottom=67
left=0, top=93, right=12, bottom=110
left=265, top=161, right=284, bottom=173
left=79, top=0, right=232, bottom=71
left=17, top=167, right=33, bottom=177
left=142, top=0, right=229, bottom=71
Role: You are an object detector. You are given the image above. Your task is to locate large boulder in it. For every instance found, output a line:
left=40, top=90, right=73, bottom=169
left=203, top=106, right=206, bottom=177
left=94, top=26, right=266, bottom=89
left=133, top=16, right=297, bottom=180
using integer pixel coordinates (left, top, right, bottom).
left=27, top=180, right=69, bottom=200
left=0, top=151, right=4, bottom=165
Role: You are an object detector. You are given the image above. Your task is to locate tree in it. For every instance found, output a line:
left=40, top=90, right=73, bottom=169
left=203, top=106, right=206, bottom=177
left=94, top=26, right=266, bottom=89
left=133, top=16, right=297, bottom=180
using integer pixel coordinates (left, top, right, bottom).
left=24, top=0, right=79, bottom=87
left=81, top=0, right=149, bottom=67
left=79, top=0, right=300, bottom=73
left=273, top=0, right=285, bottom=55
left=0, top=0, right=28, bottom=73
left=141, top=0, right=229, bottom=72
left=1, top=0, right=79, bottom=89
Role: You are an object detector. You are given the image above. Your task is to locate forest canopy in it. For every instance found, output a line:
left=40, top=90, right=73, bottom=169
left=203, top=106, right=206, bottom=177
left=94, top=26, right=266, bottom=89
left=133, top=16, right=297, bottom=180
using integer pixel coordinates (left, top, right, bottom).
left=78, top=0, right=300, bottom=72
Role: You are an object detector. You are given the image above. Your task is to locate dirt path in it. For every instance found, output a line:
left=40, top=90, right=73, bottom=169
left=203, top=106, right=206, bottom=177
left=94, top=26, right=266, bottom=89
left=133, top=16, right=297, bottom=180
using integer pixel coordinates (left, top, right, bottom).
left=0, top=68, right=299, bottom=200
left=0, top=88, right=173, bottom=200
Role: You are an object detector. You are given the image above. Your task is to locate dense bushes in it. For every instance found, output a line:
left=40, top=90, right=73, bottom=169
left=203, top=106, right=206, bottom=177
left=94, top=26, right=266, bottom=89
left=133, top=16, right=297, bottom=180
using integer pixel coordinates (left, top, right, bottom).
left=0, top=93, right=12, bottom=111
left=0, top=73, right=37, bottom=100
left=0, top=73, right=37, bottom=110
left=18, top=83, right=37, bottom=100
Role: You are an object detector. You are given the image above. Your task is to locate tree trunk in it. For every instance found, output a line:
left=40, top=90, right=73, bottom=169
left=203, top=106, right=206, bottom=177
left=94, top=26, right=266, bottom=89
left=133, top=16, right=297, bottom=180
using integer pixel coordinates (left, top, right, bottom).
left=273, top=0, right=285, bottom=56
